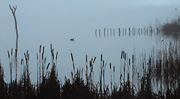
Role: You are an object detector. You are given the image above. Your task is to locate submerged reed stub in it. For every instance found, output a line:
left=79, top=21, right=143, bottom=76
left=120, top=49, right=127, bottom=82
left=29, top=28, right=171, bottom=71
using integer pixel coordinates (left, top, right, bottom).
left=113, top=66, right=115, bottom=72
left=132, top=55, right=134, bottom=63
left=110, top=63, right=111, bottom=69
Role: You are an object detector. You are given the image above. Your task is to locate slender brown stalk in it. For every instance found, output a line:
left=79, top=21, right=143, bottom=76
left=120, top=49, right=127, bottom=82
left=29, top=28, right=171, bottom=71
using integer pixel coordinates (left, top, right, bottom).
left=71, top=52, right=75, bottom=75
left=100, top=54, right=103, bottom=98
left=36, top=53, right=39, bottom=93
left=7, top=50, right=12, bottom=84
left=86, top=55, right=88, bottom=85
left=110, top=63, right=112, bottom=92
left=42, top=46, right=45, bottom=81
left=9, top=5, right=18, bottom=83
left=113, top=66, right=115, bottom=86
left=39, top=45, right=42, bottom=84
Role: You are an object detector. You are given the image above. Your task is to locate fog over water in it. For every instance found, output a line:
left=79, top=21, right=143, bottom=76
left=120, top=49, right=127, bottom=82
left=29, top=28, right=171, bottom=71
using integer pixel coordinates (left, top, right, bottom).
left=0, top=0, right=180, bottom=84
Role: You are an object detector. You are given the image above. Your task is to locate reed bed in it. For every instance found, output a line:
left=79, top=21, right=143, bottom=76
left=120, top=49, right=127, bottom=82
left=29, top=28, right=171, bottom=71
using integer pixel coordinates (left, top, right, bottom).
left=1, top=41, right=180, bottom=98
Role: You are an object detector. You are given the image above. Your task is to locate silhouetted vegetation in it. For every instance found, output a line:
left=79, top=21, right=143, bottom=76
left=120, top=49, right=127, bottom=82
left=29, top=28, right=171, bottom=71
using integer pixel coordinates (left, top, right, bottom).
left=1, top=42, right=180, bottom=99
left=161, top=20, right=180, bottom=39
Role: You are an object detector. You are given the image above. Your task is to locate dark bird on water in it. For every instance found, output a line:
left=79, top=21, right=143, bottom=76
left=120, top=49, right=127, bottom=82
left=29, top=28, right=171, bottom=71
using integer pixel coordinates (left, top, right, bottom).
left=70, top=38, right=74, bottom=41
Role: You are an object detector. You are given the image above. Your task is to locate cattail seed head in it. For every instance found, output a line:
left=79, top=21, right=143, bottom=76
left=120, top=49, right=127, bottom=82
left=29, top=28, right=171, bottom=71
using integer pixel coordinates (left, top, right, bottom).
left=43, top=46, right=45, bottom=54
left=50, top=44, right=52, bottom=51
left=103, top=60, right=104, bottom=67
left=51, top=49, right=54, bottom=60
left=86, top=55, right=87, bottom=63
left=7, top=50, right=10, bottom=59
left=27, top=50, right=29, bottom=60
left=93, top=57, right=96, bottom=63
left=90, top=61, right=92, bottom=67
left=71, top=72, right=73, bottom=77
left=21, top=59, right=23, bottom=65
left=71, top=53, right=74, bottom=62
left=56, top=52, right=58, bottom=60
left=44, top=57, right=46, bottom=63
left=27, top=53, right=29, bottom=60
left=39, top=45, right=41, bottom=53
left=121, top=53, right=122, bottom=59
left=15, top=49, right=17, bottom=57
left=36, top=53, right=38, bottom=60
left=11, top=48, right=13, bottom=56
left=46, top=63, right=50, bottom=70
left=101, top=54, right=102, bottom=61
left=110, top=63, right=111, bottom=69
left=121, top=51, right=124, bottom=59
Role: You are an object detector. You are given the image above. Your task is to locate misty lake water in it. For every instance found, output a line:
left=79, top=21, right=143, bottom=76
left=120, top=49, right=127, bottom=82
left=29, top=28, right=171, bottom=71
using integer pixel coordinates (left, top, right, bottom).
left=0, top=1, right=180, bottom=91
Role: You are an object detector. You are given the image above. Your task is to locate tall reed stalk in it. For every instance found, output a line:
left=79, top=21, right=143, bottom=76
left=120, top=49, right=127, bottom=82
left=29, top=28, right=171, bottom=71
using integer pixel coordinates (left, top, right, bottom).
left=9, top=5, right=18, bottom=83
left=99, top=54, right=103, bottom=98
left=70, top=52, right=75, bottom=76
left=39, top=45, right=42, bottom=84
left=110, top=63, right=112, bottom=92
